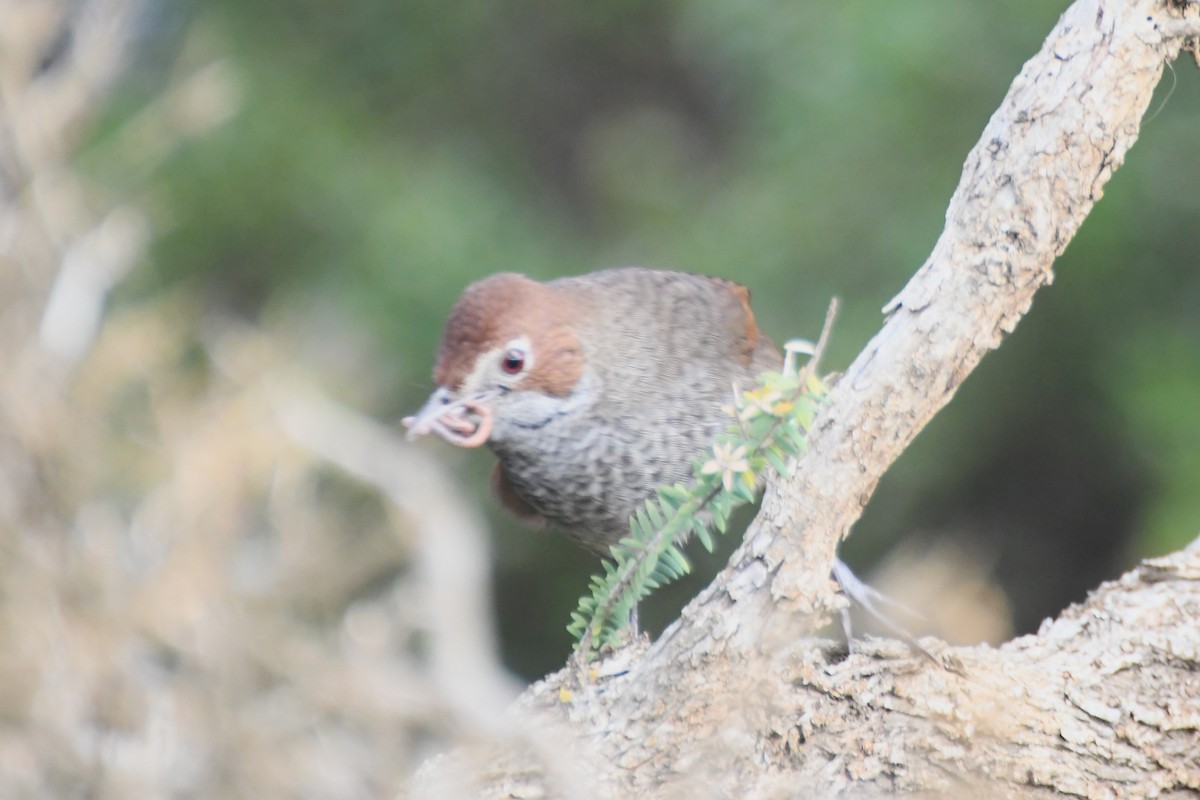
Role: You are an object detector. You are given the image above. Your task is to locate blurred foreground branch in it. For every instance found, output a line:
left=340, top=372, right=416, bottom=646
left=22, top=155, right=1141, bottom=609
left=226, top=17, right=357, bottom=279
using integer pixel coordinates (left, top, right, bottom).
left=278, top=392, right=516, bottom=722
left=277, top=392, right=592, bottom=799
left=0, top=0, right=147, bottom=362
left=0, top=3, right=534, bottom=797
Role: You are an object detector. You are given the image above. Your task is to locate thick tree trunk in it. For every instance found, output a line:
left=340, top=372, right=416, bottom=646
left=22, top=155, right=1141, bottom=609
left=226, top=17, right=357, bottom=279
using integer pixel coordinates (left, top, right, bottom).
left=413, top=0, right=1200, bottom=797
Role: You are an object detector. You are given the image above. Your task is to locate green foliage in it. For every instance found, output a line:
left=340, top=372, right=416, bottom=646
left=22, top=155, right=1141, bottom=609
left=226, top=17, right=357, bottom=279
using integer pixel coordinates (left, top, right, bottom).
left=568, top=367, right=828, bottom=660
left=88, top=0, right=1200, bottom=675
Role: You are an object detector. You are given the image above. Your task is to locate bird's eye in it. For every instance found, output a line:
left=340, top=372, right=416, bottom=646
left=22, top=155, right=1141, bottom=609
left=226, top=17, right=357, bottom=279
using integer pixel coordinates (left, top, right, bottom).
left=500, top=348, right=526, bottom=375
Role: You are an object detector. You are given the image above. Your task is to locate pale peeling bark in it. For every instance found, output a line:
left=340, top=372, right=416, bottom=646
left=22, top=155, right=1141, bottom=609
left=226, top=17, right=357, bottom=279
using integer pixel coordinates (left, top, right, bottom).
left=414, top=1, right=1200, bottom=797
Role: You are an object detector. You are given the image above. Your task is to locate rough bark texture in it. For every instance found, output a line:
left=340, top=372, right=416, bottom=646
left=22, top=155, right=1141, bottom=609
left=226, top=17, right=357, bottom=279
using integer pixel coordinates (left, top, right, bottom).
left=415, top=1, right=1200, bottom=796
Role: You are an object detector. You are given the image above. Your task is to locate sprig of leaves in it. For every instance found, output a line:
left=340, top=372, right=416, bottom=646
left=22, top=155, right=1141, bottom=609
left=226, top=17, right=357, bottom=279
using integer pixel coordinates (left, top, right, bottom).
left=569, top=302, right=838, bottom=663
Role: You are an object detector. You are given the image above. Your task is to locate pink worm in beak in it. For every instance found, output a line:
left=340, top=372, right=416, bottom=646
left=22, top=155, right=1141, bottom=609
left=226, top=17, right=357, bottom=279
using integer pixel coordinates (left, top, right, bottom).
left=403, top=398, right=493, bottom=448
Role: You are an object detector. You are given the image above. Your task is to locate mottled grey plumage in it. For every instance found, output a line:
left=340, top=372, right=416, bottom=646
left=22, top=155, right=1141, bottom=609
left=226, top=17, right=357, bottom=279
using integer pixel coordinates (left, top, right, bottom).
left=411, top=267, right=781, bottom=554
left=406, top=277, right=933, bottom=656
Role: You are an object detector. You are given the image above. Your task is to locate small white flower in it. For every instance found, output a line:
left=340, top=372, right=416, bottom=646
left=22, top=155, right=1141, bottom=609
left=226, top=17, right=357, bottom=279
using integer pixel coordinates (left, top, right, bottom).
left=738, top=388, right=784, bottom=421
left=701, top=441, right=750, bottom=492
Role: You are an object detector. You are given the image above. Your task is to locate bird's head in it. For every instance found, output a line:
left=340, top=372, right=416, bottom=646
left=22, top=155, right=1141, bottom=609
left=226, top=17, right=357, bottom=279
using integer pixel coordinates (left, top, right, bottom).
left=403, top=273, right=588, bottom=448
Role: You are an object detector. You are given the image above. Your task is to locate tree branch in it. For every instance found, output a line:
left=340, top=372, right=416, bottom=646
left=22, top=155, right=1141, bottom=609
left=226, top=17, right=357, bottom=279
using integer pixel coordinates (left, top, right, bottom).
left=413, top=0, right=1200, bottom=796
left=701, top=0, right=1192, bottom=656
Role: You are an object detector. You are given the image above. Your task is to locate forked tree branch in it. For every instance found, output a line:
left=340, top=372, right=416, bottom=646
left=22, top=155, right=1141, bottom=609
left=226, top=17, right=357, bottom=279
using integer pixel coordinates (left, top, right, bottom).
left=414, top=1, right=1200, bottom=797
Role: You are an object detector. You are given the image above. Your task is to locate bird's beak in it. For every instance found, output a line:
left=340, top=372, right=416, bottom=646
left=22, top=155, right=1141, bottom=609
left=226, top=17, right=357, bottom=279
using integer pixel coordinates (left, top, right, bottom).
left=402, top=387, right=495, bottom=448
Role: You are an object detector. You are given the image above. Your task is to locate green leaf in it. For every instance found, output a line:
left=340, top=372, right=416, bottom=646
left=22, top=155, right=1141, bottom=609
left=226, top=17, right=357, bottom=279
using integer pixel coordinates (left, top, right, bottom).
left=658, top=483, right=690, bottom=506
left=663, top=546, right=690, bottom=576
left=766, top=448, right=791, bottom=477
left=732, top=478, right=757, bottom=504
left=711, top=493, right=732, bottom=533
left=635, top=506, right=653, bottom=537
left=645, top=499, right=665, bottom=531
left=617, top=536, right=642, bottom=552
left=693, top=517, right=714, bottom=552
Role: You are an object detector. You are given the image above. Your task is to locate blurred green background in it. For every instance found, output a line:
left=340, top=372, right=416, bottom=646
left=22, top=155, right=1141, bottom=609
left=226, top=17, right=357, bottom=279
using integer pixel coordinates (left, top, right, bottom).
left=90, top=0, right=1200, bottom=680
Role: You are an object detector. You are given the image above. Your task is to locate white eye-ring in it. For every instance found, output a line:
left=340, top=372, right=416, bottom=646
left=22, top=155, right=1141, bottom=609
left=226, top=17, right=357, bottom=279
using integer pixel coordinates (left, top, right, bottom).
left=498, top=337, right=533, bottom=377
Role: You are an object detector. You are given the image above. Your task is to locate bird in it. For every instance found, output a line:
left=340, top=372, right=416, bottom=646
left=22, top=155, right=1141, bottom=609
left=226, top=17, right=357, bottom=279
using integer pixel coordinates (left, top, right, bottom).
left=404, top=268, right=932, bottom=656
left=403, top=267, right=781, bottom=555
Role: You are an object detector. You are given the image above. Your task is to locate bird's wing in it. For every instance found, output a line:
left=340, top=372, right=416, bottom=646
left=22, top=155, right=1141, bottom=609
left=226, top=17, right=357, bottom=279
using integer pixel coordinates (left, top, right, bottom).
left=490, top=462, right=548, bottom=529
left=704, top=275, right=782, bottom=372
